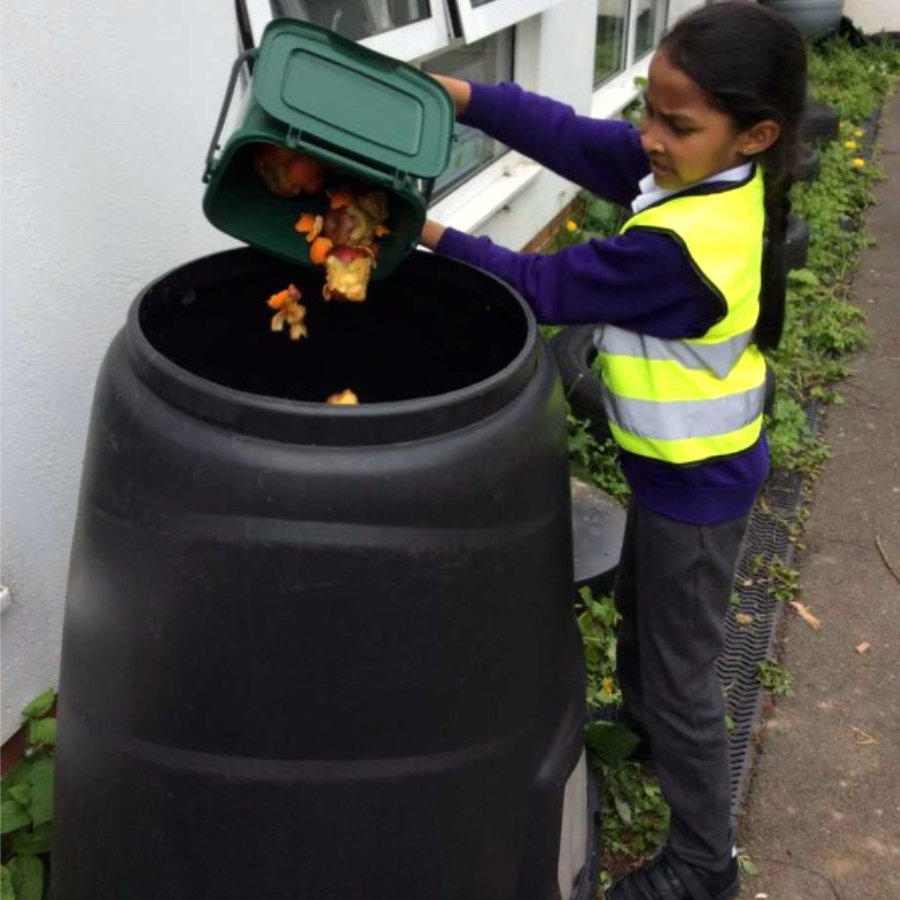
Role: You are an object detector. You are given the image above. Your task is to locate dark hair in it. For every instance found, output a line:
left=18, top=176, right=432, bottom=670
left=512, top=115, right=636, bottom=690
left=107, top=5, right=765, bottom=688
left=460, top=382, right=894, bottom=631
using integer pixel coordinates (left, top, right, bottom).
left=659, top=1, right=807, bottom=350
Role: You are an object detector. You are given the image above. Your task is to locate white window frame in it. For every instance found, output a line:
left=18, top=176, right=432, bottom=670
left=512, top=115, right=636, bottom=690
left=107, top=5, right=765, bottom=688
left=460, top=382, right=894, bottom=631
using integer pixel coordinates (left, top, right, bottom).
left=591, top=0, right=668, bottom=118
left=452, top=0, right=565, bottom=44
left=632, top=0, right=668, bottom=61
left=243, top=1, right=454, bottom=61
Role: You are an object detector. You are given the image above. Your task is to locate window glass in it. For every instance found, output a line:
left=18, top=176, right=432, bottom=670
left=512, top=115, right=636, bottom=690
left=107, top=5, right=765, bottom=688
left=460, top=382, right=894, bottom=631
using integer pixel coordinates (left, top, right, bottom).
left=470, top=0, right=499, bottom=7
left=634, top=0, right=667, bottom=59
left=594, top=0, right=628, bottom=86
left=422, top=29, right=515, bottom=197
left=271, top=0, right=430, bottom=41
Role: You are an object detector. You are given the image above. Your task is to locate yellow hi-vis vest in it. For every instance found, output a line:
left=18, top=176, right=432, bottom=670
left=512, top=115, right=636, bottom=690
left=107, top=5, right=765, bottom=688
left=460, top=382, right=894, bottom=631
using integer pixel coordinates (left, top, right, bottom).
left=594, top=167, right=767, bottom=465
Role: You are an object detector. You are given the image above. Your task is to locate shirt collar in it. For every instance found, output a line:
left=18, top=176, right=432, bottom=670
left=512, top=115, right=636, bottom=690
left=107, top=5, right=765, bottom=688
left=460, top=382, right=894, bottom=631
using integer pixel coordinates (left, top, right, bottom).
left=630, top=162, right=754, bottom=214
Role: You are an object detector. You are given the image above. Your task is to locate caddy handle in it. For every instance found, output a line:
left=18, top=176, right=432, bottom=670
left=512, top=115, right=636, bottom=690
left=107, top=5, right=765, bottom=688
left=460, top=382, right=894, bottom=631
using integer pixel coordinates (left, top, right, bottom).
left=204, top=49, right=258, bottom=183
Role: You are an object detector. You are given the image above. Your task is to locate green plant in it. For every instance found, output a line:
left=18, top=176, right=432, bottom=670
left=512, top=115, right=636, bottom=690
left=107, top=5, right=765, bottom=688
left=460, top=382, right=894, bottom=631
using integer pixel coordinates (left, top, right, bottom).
left=566, top=414, right=630, bottom=504
left=808, top=35, right=900, bottom=122
left=757, top=659, right=795, bottom=698
left=1, top=691, right=57, bottom=900
left=576, top=586, right=621, bottom=710
left=749, top=554, right=800, bottom=603
left=547, top=193, right=624, bottom=252
left=597, top=760, right=671, bottom=887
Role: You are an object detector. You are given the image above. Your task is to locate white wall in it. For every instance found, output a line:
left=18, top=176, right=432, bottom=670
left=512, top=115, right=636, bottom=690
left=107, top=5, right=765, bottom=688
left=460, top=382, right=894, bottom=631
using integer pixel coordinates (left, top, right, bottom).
left=844, top=0, right=900, bottom=34
left=0, top=1, right=240, bottom=741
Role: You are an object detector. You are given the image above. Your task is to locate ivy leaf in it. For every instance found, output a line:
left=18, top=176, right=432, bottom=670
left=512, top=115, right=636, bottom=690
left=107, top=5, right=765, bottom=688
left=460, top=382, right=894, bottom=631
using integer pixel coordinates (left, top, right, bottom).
left=0, top=761, right=31, bottom=803
left=585, top=722, right=640, bottom=765
left=613, top=795, right=633, bottom=825
left=6, top=785, right=30, bottom=807
left=0, top=800, right=30, bottom=835
left=7, top=856, right=43, bottom=900
left=9, top=824, right=53, bottom=857
left=26, top=719, right=56, bottom=749
left=20, top=692, right=55, bottom=722
left=25, top=759, right=53, bottom=829
left=0, top=865, right=14, bottom=900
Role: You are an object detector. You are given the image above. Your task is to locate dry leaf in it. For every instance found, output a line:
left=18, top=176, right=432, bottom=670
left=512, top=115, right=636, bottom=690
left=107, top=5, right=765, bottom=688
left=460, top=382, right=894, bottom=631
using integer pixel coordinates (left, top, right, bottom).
left=735, top=612, right=755, bottom=627
left=789, top=601, right=821, bottom=630
left=855, top=641, right=871, bottom=655
left=851, top=726, right=876, bottom=745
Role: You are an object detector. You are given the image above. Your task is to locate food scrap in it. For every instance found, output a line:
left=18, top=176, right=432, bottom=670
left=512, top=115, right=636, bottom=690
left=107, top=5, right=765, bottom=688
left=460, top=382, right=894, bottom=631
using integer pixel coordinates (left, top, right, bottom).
left=293, top=186, right=390, bottom=301
left=267, top=284, right=308, bottom=340
left=323, top=246, right=376, bottom=302
left=254, top=146, right=325, bottom=197
left=326, top=389, right=359, bottom=406
left=254, top=143, right=393, bottom=327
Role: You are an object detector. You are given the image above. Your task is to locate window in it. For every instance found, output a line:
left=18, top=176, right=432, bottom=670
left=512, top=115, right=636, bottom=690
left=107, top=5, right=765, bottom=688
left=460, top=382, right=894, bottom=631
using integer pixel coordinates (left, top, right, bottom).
left=594, top=0, right=629, bottom=86
left=271, top=0, right=431, bottom=39
left=591, top=0, right=670, bottom=118
left=634, top=0, right=667, bottom=59
left=453, top=0, right=563, bottom=43
left=246, top=1, right=455, bottom=60
left=422, top=30, right=515, bottom=197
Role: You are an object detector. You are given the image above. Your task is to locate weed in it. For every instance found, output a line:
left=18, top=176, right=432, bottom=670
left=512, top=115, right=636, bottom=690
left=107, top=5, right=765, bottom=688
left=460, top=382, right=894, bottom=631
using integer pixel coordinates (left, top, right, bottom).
left=757, top=659, right=795, bottom=698
left=1, top=691, right=57, bottom=900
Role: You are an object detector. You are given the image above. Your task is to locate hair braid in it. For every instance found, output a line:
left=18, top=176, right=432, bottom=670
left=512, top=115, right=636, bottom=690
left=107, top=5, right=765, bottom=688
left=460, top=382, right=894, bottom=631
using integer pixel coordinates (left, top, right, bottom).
left=756, top=131, right=796, bottom=350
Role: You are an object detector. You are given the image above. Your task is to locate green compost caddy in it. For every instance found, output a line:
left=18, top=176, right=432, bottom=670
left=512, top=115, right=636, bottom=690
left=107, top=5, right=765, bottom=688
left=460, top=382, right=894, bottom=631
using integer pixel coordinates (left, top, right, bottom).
left=202, top=18, right=455, bottom=278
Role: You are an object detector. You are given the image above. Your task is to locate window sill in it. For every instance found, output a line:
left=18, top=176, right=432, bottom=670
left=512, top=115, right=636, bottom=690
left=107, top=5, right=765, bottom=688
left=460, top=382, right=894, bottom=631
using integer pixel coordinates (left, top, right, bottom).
left=429, top=150, right=543, bottom=234
left=590, top=56, right=652, bottom=120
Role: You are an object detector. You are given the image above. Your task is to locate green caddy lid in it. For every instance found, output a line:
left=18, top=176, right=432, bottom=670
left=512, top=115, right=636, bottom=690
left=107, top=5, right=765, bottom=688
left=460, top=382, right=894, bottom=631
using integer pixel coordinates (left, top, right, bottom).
left=253, top=19, right=454, bottom=181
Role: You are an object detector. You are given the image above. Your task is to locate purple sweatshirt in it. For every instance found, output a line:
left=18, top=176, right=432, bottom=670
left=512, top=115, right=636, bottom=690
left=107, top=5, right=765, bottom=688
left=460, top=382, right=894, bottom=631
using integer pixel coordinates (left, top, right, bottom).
left=436, top=82, right=769, bottom=525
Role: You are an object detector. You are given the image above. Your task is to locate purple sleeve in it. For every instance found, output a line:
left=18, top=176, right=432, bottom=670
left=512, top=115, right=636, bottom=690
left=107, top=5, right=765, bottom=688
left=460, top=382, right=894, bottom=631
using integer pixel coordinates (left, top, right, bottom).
left=435, top=227, right=724, bottom=338
left=460, top=81, right=649, bottom=207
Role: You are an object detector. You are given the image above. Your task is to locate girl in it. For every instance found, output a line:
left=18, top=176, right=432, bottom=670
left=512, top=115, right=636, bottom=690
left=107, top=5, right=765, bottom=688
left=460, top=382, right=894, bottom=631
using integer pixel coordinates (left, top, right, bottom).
left=420, top=3, right=807, bottom=899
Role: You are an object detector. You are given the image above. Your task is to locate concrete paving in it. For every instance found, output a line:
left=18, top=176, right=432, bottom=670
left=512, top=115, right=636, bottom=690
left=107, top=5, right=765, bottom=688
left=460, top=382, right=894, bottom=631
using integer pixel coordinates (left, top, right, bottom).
left=738, top=90, right=900, bottom=899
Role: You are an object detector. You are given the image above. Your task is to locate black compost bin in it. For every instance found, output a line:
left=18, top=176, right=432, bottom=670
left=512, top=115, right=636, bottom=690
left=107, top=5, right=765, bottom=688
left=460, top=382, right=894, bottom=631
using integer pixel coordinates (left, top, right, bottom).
left=52, top=248, right=595, bottom=900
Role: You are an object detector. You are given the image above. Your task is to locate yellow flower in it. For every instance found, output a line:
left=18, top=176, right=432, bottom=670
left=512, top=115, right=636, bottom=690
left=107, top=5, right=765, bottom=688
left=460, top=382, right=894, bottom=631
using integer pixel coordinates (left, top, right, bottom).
left=565, top=219, right=578, bottom=233
left=852, top=157, right=866, bottom=169
left=854, top=129, right=864, bottom=138
left=844, top=140, right=857, bottom=151
left=600, top=676, right=616, bottom=697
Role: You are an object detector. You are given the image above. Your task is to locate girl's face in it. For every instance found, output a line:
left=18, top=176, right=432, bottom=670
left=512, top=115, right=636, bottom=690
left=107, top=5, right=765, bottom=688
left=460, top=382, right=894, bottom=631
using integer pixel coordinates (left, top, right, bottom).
left=640, top=49, right=756, bottom=190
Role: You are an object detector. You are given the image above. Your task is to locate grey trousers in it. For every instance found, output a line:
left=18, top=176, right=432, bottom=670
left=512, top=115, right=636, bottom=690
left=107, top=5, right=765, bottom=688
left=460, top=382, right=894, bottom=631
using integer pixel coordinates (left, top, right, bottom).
left=614, top=499, right=750, bottom=870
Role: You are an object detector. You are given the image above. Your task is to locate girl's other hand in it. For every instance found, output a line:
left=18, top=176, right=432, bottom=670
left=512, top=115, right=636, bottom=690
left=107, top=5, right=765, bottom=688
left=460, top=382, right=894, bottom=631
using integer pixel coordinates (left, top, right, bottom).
left=430, top=75, right=471, bottom=117
left=419, top=219, right=446, bottom=250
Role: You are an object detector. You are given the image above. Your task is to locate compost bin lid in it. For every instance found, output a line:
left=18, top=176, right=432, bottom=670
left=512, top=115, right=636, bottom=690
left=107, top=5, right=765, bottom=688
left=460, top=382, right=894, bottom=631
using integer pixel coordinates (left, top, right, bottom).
left=253, top=19, right=454, bottom=181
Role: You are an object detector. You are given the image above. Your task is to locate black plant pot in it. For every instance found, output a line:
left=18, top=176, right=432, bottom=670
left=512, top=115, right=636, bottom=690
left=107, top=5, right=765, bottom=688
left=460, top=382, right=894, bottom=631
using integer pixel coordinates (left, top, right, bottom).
left=801, top=99, right=841, bottom=145
left=793, top=142, right=821, bottom=183
left=785, top=213, right=811, bottom=271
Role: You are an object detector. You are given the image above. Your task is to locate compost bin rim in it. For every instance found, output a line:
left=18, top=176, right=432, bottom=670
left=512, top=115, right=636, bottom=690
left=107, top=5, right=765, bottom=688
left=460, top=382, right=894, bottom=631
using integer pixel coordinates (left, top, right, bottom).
left=124, top=247, right=540, bottom=447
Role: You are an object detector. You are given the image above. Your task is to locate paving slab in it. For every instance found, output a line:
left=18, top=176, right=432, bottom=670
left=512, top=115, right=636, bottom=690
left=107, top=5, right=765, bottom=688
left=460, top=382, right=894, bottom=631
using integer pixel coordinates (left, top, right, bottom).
left=738, top=89, right=900, bottom=900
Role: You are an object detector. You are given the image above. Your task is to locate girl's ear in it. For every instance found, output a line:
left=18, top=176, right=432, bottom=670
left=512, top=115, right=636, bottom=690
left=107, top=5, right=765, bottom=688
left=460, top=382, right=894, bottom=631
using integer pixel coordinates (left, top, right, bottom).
left=740, top=120, right=782, bottom=157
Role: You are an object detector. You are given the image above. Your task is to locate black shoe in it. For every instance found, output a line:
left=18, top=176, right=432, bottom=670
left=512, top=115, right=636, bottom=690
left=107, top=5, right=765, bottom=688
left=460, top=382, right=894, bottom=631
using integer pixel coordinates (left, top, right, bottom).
left=605, top=847, right=739, bottom=900
left=586, top=705, right=654, bottom=767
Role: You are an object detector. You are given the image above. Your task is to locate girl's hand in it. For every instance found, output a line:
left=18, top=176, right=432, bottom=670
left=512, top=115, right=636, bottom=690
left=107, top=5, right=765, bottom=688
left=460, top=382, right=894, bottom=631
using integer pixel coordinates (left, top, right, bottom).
left=419, top=219, right=446, bottom=250
left=430, top=75, right=471, bottom=117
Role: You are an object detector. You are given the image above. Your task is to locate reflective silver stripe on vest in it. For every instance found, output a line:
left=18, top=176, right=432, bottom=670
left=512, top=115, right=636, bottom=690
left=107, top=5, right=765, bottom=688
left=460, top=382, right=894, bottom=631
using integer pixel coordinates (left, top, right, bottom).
left=601, top=382, right=766, bottom=441
left=593, top=326, right=754, bottom=379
